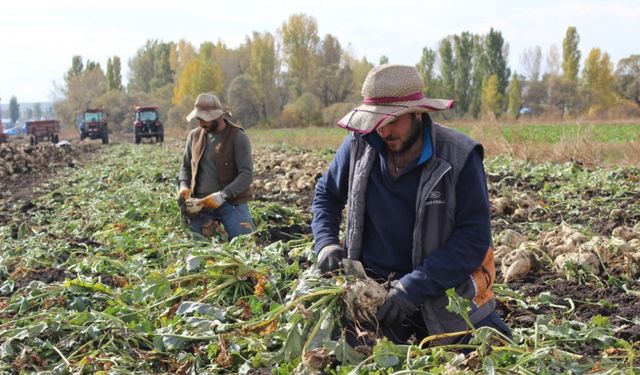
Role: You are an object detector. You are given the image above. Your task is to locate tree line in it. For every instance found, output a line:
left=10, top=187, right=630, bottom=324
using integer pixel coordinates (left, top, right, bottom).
left=45, top=14, right=640, bottom=133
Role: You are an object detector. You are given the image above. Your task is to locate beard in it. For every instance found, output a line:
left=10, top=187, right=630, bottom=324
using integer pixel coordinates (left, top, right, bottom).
left=199, top=119, right=219, bottom=133
left=384, top=115, right=423, bottom=153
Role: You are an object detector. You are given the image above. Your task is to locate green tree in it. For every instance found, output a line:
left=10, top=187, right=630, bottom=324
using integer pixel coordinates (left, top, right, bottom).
left=129, top=40, right=174, bottom=93
left=379, top=55, right=389, bottom=65
left=9, top=96, right=19, bottom=124
left=562, top=26, right=581, bottom=82
left=112, top=56, right=122, bottom=90
left=438, top=37, right=455, bottom=97
left=507, top=73, right=523, bottom=118
left=106, top=57, right=115, bottom=91
left=312, top=34, right=352, bottom=108
left=453, top=32, right=474, bottom=115
left=279, top=13, right=320, bottom=96
left=25, top=108, right=34, bottom=120
left=417, top=47, right=438, bottom=96
left=468, top=35, right=487, bottom=118
left=615, top=54, right=640, bottom=106
left=484, top=28, right=510, bottom=113
left=227, top=74, right=261, bottom=127
left=66, top=55, right=84, bottom=82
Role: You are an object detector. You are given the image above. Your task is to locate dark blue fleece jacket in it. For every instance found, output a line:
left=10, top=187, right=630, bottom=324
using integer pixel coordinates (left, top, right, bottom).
left=311, top=121, right=491, bottom=306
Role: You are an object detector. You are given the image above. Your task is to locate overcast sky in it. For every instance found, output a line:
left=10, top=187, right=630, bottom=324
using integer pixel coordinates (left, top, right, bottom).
left=1, top=0, right=639, bottom=104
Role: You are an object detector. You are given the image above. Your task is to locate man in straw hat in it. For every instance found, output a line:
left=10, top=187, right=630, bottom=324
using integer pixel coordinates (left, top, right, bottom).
left=177, top=92, right=255, bottom=240
left=311, top=64, right=510, bottom=345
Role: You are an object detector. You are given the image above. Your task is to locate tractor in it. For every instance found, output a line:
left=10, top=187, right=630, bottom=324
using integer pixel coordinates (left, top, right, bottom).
left=133, top=106, right=164, bottom=144
left=78, top=109, right=109, bottom=144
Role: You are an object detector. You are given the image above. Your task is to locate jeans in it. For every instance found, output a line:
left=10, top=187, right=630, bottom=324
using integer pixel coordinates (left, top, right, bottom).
left=189, top=202, right=255, bottom=240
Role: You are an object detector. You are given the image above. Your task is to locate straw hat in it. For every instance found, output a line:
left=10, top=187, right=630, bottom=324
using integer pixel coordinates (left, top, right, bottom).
left=337, top=64, right=454, bottom=134
left=186, top=93, right=226, bottom=122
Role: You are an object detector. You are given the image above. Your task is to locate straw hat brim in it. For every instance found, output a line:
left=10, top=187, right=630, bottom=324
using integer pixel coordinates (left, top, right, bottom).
left=186, top=108, right=225, bottom=122
left=337, top=98, right=454, bottom=134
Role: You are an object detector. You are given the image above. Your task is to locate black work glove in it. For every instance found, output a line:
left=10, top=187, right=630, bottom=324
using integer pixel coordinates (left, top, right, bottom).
left=317, top=244, right=346, bottom=273
left=376, top=281, right=418, bottom=327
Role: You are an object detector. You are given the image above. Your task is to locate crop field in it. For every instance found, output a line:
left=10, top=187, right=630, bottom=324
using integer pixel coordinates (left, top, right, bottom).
left=0, top=123, right=639, bottom=373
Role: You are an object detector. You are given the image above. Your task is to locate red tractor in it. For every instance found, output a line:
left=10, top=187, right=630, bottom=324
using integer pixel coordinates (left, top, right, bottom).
left=133, top=106, right=164, bottom=144
left=78, top=108, right=109, bottom=144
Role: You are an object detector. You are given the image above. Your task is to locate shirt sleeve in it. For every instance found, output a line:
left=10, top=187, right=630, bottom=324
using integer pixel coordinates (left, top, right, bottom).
left=222, top=130, right=253, bottom=198
left=178, top=131, right=194, bottom=188
left=400, top=149, right=492, bottom=305
left=311, top=136, right=351, bottom=253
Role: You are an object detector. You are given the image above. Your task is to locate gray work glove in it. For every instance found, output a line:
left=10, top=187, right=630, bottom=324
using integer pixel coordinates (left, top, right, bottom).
left=317, top=244, right=346, bottom=273
left=376, top=281, right=417, bottom=327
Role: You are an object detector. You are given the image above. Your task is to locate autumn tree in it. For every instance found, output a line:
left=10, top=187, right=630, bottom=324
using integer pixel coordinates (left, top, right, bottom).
left=482, top=74, right=502, bottom=119
left=582, top=48, right=616, bottom=113
left=279, top=13, right=320, bottom=97
left=507, top=73, right=523, bottom=119
left=248, top=31, right=278, bottom=123
left=54, top=67, right=107, bottom=128
left=615, top=55, right=640, bottom=106
left=520, top=46, right=542, bottom=82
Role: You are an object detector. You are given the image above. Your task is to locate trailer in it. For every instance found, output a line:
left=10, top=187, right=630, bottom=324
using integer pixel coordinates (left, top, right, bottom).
left=0, top=123, right=7, bottom=143
left=26, top=119, right=61, bottom=145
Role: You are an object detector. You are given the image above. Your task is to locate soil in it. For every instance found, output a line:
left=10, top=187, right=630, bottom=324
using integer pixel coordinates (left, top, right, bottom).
left=3, top=139, right=639, bottom=347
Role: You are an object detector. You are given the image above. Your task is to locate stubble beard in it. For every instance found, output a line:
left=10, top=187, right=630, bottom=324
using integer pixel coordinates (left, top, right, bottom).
left=386, top=116, right=423, bottom=154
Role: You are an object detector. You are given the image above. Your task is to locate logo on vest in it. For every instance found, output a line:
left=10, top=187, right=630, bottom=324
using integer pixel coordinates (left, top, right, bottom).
left=425, top=190, right=446, bottom=206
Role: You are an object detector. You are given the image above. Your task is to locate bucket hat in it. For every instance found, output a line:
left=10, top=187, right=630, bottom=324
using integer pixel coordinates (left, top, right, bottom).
left=337, top=64, right=454, bottom=133
left=186, top=93, right=226, bottom=122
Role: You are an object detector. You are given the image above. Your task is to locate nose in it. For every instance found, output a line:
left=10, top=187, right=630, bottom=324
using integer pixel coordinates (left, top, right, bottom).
left=377, top=125, right=390, bottom=138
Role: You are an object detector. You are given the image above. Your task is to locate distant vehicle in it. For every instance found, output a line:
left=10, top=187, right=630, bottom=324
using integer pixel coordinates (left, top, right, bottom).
left=26, top=119, right=61, bottom=145
left=4, top=123, right=27, bottom=137
left=519, top=106, right=534, bottom=116
left=78, top=109, right=109, bottom=144
left=133, top=106, right=164, bottom=144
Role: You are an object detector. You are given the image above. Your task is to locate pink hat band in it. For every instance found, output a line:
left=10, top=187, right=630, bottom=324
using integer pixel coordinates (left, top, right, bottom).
left=362, top=91, right=424, bottom=105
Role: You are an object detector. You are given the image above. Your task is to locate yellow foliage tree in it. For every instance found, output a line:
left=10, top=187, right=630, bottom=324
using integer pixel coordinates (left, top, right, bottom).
left=583, top=48, right=616, bottom=113
left=482, top=74, right=503, bottom=120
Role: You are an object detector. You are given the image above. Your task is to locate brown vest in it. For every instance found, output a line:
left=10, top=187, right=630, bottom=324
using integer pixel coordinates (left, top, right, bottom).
left=190, top=120, right=251, bottom=205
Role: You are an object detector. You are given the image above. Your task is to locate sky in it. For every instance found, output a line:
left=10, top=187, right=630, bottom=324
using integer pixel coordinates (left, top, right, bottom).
left=1, top=0, right=639, bottom=104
